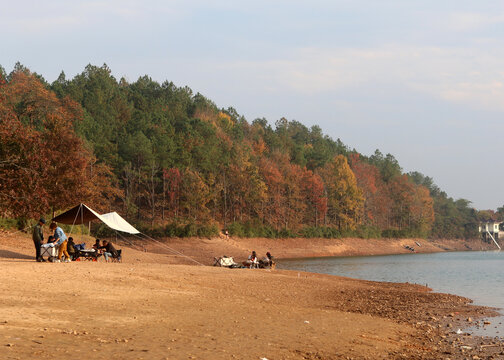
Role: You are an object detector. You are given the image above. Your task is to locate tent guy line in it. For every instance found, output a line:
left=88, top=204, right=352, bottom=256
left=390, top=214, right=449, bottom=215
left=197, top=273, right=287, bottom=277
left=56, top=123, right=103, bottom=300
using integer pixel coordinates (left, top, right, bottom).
left=114, top=230, right=159, bottom=264
left=135, top=233, right=205, bottom=266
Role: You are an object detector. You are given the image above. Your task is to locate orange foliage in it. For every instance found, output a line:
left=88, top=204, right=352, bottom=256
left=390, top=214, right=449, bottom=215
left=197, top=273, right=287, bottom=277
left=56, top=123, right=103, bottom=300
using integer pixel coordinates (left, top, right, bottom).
left=0, top=70, right=120, bottom=218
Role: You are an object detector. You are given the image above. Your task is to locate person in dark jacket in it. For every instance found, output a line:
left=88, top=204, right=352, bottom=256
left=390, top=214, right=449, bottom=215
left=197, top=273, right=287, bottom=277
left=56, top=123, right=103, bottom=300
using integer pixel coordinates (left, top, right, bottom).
left=32, top=218, right=46, bottom=262
left=67, top=237, right=77, bottom=260
left=98, top=240, right=118, bottom=262
left=259, top=252, right=275, bottom=268
left=92, top=239, right=101, bottom=251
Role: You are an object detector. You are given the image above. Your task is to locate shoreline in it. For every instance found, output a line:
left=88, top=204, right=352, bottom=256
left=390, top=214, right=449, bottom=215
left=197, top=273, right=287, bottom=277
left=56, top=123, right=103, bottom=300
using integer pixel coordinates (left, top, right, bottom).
left=141, top=235, right=497, bottom=266
left=0, top=230, right=503, bottom=359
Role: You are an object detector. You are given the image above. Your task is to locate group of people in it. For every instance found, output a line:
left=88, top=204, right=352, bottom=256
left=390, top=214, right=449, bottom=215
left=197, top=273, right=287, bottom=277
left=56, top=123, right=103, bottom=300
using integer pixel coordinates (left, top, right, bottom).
left=31, top=218, right=119, bottom=263
left=32, top=218, right=70, bottom=262
left=242, top=250, right=275, bottom=269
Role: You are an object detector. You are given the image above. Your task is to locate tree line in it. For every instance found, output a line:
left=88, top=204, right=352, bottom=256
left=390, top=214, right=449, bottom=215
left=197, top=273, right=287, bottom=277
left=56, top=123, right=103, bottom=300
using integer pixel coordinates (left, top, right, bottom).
left=0, top=63, right=485, bottom=239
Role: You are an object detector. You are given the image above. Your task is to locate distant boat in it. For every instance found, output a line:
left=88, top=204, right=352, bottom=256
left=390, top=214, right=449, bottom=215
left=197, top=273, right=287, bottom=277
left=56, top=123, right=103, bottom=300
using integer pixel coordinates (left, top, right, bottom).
left=415, top=241, right=421, bottom=247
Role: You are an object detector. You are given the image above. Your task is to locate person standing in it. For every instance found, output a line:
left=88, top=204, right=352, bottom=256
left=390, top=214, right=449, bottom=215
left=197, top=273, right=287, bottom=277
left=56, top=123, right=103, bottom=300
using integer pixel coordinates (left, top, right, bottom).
left=49, top=222, right=70, bottom=263
left=32, top=218, right=46, bottom=262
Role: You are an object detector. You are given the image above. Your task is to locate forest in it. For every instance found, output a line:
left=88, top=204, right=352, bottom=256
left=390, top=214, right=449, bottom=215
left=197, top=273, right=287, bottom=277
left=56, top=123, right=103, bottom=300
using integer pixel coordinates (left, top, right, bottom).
left=0, top=63, right=498, bottom=239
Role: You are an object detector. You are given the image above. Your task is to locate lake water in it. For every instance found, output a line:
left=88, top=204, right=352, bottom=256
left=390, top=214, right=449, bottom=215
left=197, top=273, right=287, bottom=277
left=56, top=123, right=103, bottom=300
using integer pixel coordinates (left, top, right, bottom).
left=278, top=251, right=504, bottom=338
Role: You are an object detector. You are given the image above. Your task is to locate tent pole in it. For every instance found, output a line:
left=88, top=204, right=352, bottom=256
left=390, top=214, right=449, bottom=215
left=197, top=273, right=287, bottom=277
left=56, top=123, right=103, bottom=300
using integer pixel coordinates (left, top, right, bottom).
left=80, top=204, right=84, bottom=242
left=69, top=203, right=81, bottom=237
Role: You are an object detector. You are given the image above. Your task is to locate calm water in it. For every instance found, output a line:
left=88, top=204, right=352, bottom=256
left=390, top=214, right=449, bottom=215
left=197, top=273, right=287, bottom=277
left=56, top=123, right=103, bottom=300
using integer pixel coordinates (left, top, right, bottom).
left=278, top=251, right=504, bottom=337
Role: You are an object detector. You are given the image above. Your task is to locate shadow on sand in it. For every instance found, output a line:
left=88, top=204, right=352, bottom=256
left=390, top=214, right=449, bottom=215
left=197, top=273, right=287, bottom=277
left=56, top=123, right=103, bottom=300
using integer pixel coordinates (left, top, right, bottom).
left=0, top=249, right=33, bottom=260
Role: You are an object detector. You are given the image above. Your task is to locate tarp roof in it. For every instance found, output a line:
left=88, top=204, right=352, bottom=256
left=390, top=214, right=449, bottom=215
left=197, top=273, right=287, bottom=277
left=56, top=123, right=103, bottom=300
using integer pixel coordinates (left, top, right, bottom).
left=52, top=203, right=140, bottom=234
left=100, top=211, right=140, bottom=235
left=52, top=203, right=102, bottom=224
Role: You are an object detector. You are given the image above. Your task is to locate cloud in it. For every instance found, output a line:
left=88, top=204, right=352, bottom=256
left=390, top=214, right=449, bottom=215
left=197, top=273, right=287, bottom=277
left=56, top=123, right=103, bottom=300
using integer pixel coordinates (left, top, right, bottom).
left=0, top=0, right=179, bottom=35
left=212, top=45, right=504, bottom=113
left=10, top=15, right=82, bottom=33
left=446, top=12, right=504, bottom=32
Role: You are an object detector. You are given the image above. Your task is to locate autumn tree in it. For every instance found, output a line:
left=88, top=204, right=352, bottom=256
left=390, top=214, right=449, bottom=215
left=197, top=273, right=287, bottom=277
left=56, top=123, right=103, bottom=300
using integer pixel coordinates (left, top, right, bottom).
left=179, top=168, right=211, bottom=221
left=0, top=113, right=47, bottom=218
left=349, top=153, right=380, bottom=225
left=0, top=62, right=471, bottom=239
left=259, top=157, right=286, bottom=230
left=162, top=168, right=182, bottom=219
left=318, top=155, right=363, bottom=230
left=0, top=69, right=120, bottom=218
left=300, top=169, right=327, bottom=226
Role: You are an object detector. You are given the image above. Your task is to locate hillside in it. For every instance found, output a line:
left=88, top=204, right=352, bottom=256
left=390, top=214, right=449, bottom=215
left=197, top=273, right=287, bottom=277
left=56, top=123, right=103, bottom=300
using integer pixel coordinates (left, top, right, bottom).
left=0, top=64, right=492, bottom=240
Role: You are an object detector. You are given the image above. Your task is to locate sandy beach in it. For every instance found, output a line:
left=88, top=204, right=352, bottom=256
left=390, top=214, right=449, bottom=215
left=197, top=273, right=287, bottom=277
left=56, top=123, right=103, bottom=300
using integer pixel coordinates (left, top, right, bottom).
left=0, top=230, right=502, bottom=359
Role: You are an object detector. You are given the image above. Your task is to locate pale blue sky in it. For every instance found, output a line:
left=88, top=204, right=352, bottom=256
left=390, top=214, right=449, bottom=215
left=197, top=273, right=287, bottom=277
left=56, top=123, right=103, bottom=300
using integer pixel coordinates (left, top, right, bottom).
left=2, top=0, right=504, bottom=209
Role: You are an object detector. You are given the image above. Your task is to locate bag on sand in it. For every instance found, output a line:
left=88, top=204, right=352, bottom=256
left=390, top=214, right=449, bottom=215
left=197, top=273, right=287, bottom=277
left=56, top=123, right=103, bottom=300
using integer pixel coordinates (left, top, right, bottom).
left=74, top=243, right=86, bottom=251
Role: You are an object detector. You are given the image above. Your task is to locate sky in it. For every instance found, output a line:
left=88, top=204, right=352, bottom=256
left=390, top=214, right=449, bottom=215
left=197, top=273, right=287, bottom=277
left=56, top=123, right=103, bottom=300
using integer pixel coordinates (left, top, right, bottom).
left=1, top=0, right=504, bottom=210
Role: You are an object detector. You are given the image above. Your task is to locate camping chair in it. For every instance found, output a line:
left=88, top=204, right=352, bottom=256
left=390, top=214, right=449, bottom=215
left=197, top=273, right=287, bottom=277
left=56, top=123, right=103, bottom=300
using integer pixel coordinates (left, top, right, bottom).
left=111, top=249, right=122, bottom=263
left=213, top=256, right=237, bottom=268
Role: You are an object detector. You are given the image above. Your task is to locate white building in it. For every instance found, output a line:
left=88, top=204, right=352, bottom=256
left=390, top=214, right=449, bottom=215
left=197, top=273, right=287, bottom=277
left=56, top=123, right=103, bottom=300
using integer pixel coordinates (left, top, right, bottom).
left=479, top=221, right=503, bottom=240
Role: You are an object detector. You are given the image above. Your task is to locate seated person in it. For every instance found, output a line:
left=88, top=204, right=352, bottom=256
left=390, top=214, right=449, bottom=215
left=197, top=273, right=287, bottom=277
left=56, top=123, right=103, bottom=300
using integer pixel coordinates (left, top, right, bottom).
left=39, top=235, right=59, bottom=262
left=67, top=237, right=77, bottom=260
left=98, top=240, right=119, bottom=262
left=259, top=252, right=275, bottom=268
left=92, top=239, right=101, bottom=251
left=242, top=251, right=259, bottom=268
left=40, top=235, right=56, bottom=248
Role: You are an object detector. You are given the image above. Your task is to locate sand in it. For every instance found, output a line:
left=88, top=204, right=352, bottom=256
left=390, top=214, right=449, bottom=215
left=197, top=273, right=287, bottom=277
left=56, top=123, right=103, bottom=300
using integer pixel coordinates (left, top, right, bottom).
left=0, top=230, right=502, bottom=359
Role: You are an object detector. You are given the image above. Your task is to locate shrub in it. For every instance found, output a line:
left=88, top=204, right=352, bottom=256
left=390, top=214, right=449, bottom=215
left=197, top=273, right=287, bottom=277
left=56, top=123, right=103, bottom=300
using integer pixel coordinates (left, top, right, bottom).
left=92, top=223, right=117, bottom=238
left=182, top=223, right=198, bottom=237
left=228, top=222, right=245, bottom=237
left=0, top=218, right=20, bottom=230
left=196, top=224, right=219, bottom=238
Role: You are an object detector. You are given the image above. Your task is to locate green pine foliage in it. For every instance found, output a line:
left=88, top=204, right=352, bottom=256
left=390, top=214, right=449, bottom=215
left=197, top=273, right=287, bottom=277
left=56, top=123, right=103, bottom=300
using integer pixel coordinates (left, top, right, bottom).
left=0, top=63, right=483, bottom=239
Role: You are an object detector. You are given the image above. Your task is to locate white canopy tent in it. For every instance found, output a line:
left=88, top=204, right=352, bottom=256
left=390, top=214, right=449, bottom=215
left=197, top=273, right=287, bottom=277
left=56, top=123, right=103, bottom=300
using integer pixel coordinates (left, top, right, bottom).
left=51, top=203, right=203, bottom=265
left=52, top=203, right=140, bottom=234
left=100, top=212, right=140, bottom=234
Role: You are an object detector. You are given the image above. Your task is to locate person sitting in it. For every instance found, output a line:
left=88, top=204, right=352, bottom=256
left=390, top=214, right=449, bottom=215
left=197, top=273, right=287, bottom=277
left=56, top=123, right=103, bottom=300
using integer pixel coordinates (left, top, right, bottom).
left=67, top=237, right=77, bottom=260
left=242, top=251, right=259, bottom=269
left=259, top=252, right=275, bottom=269
left=98, top=240, right=119, bottom=262
left=39, top=235, right=57, bottom=262
left=92, top=239, right=101, bottom=252
left=41, top=235, right=55, bottom=247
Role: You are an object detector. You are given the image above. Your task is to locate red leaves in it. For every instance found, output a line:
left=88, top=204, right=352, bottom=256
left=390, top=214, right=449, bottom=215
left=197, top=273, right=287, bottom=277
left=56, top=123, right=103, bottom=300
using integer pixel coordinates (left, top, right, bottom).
left=0, top=116, right=50, bottom=217
left=0, top=70, right=119, bottom=218
left=301, top=169, right=327, bottom=226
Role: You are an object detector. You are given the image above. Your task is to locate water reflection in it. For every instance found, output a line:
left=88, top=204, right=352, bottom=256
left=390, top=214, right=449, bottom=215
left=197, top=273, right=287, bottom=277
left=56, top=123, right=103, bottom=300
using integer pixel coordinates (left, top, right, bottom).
left=279, top=251, right=504, bottom=337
